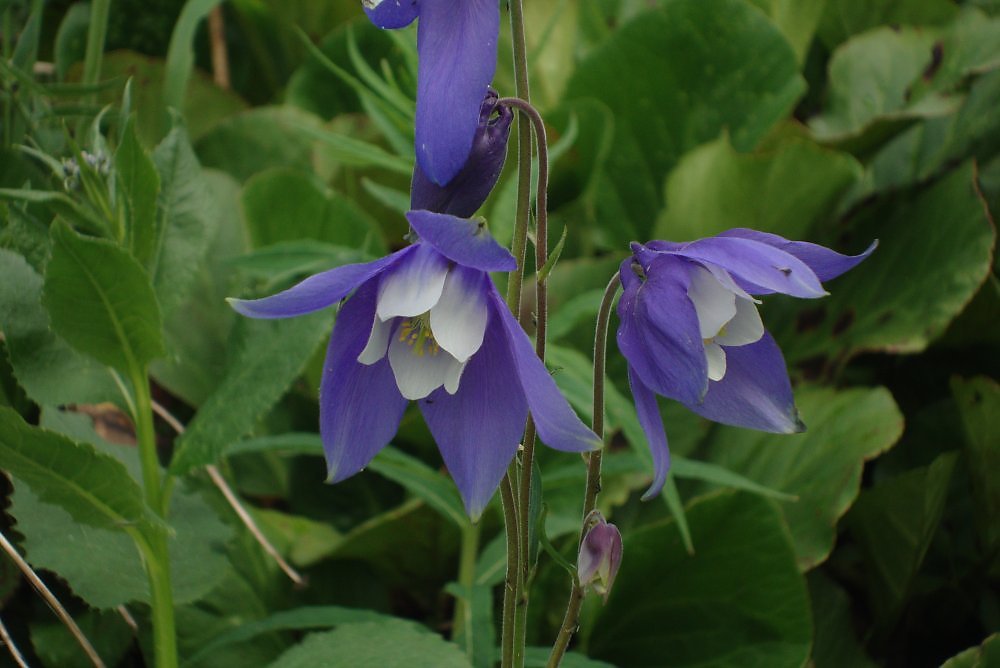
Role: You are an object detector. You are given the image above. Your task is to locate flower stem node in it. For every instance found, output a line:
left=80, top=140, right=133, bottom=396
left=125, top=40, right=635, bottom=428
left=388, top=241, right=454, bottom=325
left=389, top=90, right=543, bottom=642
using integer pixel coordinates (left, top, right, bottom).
left=578, top=510, right=623, bottom=604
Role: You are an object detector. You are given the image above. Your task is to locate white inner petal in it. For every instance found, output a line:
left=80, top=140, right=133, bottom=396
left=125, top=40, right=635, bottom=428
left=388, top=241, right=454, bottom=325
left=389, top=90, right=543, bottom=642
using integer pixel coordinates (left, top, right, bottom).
left=376, top=248, right=449, bottom=321
left=705, top=342, right=727, bottom=382
left=687, top=266, right=737, bottom=339
left=715, top=297, right=765, bottom=347
left=429, top=269, right=488, bottom=363
left=358, top=314, right=393, bottom=364
left=387, top=323, right=462, bottom=400
left=444, top=359, right=467, bottom=395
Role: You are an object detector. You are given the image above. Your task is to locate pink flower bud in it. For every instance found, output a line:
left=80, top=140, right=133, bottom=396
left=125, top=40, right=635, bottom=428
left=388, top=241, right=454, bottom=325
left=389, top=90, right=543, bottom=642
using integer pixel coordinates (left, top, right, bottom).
left=578, top=510, right=623, bottom=603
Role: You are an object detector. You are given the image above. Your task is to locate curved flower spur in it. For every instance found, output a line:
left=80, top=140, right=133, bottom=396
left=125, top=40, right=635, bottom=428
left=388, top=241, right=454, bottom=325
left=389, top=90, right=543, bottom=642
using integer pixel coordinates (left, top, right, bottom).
left=229, top=94, right=599, bottom=520
left=617, top=229, right=877, bottom=499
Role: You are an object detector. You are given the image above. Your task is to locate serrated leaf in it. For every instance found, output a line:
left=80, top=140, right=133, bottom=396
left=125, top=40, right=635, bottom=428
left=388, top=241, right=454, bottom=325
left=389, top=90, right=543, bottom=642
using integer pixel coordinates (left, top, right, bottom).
left=169, top=312, right=331, bottom=475
left=0, top=249, right=117, bottom=404
left=116, top=117, right=161, bottom=265
left=150, top=123, right=217, bottom=316
left=43, top=221, right=164, bottom=372
left=0, top=407, right=159, bottom=534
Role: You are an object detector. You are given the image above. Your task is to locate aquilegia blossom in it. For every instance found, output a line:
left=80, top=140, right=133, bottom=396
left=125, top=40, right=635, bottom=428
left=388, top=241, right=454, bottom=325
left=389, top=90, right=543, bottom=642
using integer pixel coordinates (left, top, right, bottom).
left=578, top=510, right=622, bottom=604
left=363, top=0, right=499, bottom=186
left=617, top=229, right=876, bottom=498
left=231, top=212, right=599, bottom=518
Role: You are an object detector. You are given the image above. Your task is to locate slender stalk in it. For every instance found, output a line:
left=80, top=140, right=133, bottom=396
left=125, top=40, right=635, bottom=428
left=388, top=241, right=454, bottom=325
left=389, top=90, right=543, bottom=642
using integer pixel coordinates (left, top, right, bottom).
left=149, top=400, right=305, bottom=586
left=547, top=274, right=621, bottom=668
left=81, top=0, right=110, bottom=89
left=499, top=473, right=520, bottom=668
left=452, top=521, right=481, bottom=662
left=207, top=6, right=230, bottom=89
left=0, top=616, right=29, bottom=668
left=0, top=530, right=105, bottom=667
left=127, top=368, right=178, bottom=668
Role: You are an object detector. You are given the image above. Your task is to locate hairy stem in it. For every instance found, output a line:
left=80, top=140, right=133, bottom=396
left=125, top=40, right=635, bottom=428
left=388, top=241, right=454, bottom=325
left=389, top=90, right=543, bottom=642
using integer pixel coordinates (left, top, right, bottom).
left=547, top=273, right=621, bottom=667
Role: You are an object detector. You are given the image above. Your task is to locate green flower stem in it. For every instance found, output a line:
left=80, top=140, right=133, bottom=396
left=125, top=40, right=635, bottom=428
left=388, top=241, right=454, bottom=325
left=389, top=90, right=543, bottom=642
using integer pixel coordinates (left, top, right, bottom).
left=453, top=520, right=480, bottom=661
left=547, top=273, right=621, bottom=668
left=500, top=471, right=520, bottom=668
left=82, top=0, right=110, bottom=89
left=128, top=366, right=178, bottom=668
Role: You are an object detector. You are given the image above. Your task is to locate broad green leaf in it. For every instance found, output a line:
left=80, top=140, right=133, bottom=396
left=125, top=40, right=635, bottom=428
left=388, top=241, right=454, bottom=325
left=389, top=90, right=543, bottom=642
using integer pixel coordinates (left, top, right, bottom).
left=241, top=167, right=384, bottom=252
left=818, top=0, right=958, bottom=49
left=252, top=507, right=344, bottom=567
left=809, top=573, right=878, bottom=668
left=0, top=187, right=111, bottom=237
left=116, top=117, right=161, bottom=265
left=655, top=134, right=863, bottom=242
left=446, top=581, right=495, bottom=668
left=847, top=452, right=958, bottom=622
left=43, top=222, right=164, bottom=373
left=952, top=376, right=1000, bottom=556
left=566, top=0, right=804, bottom=239
left=230, top=240, right=370, bottom=290
left=941, top=634, right=1000, bottom=668
left=745, top=0, right=828, bottom=64
left=169, top=311, right=331, bottom=474
left=268, top=620, right=471, bottom=668
left=30, top=609, right=134, bottom=668
left=773, top=162, right=995, bottom=362
left=0, top=249, right=117, bottom=405
left=589, top=492, right=812, bottom=668
left=188, top=606, right=406, bottom=664
left=151, top=123, right=218, bottom=316
left=53, top=2, right=89, bottom=80
left=195, top=106, right=326, bottom=182
left=87, top=50, right=248, bottom=146
left=12, top=478, right=234, bottom=609
left=705, top=386, right=903, bottom=570
left=0, top=407, right=158, bottom=534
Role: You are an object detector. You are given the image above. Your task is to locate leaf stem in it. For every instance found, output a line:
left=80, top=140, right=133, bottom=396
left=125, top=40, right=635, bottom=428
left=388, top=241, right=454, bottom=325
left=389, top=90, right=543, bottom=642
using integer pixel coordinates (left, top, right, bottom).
left=81, top=0, right=110, bottom=91
left=452, top=520, right=481, bottom=663
left=548, top=273, right=620, bottom=667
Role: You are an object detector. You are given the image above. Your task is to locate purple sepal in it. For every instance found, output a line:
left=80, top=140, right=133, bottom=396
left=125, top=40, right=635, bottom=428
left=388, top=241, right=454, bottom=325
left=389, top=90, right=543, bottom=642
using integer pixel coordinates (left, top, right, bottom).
left=363, top=0, right=418, bottom=29
left=406, top=210, right=516, bottom=272
left=718, top=228, right=877, bottom=284
left=627, top=367, right=671, bottom=500
left=578, top=510, right=623, bottom=604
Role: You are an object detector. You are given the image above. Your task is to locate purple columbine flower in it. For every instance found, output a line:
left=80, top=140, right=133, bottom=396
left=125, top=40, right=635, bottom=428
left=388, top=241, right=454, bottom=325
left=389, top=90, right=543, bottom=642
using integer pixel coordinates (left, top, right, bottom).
left=363, top=0, right=499, bottom=186
left=578, top=510, right=623, bottom=604
left=230, top=212, right=600, bottom=519
left=617, top=229, right=876, bottom=499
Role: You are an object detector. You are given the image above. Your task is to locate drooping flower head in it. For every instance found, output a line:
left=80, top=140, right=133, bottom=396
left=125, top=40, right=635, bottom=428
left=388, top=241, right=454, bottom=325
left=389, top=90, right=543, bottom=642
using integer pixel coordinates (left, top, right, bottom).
left=578, top=510, right=623, bottom=604
left=617, top=229, right=876, bottom=499
left=229, top=93, right=598, bottom=519
left=363, top=0, right=500, bottom=186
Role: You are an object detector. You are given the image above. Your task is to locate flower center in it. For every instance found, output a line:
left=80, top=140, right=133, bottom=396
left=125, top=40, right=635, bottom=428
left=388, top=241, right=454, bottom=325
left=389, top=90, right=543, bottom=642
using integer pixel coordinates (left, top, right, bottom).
left=397, top=314, right=441, bottom=357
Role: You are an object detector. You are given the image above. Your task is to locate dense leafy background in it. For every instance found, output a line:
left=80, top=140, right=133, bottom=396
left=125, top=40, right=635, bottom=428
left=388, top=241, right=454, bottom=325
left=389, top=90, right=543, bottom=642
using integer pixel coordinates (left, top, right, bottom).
left=0, top=0, right=997, bottom=666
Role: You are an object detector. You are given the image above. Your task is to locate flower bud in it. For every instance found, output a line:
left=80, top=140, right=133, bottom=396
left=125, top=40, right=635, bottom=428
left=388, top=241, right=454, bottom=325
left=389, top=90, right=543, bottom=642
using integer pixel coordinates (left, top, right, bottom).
left=410, top=89, right=513, bottom=217
left=577, top=510, right=623, bottom=603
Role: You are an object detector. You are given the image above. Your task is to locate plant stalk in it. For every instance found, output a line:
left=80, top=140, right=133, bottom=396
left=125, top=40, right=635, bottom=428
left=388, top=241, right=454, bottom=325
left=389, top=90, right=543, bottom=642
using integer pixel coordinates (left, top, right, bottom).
left=547, top=273, right=620, bottom=667
left=82, top=0, right=110, bottom=89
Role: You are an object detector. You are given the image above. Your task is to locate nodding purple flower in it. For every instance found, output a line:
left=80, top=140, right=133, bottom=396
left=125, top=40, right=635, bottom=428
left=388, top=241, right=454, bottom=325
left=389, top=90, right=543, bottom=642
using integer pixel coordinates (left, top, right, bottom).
left=230, top=212, right=600, bottom=519
left=617, top=229, right=876, bottom=499
left=363, top=0, right=500, bottom=187
left=578, top=510, right=622, bottom=604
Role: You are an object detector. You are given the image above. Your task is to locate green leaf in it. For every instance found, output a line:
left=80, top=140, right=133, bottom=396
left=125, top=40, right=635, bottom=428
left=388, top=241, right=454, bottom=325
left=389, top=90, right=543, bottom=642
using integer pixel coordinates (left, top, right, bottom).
left=368, top=446, right=469, bottom=528
left=0, top=407, right=159, bottom=534
left=951, top=376, right=1000, bottom=557
left=188, top=606, right=406, bottom=664
left=116, top=116, right=161, bottom=265
left=150, top=122, right=218, bottom=317
left=241, top=167, right=384, bottom=252
left=43, top=221, right=165, bottom=373
left=169, top=311, right=331, bottom=475
left=940, top=634, right=1000, bottom=668
left=0, top=249, right=117, bottom=405
left=12, top=480, right=233, bottom=609
left=745, top=0, right=828, bottom=64
left=809, top=573, right=878, bottom=668
left=846, top=452, right=959, bottom=622
left=230, top=240, right=370, bottom=290
left=0, top=188, right=111, bottom=237
left=566, top=0, right=804, bottom=239
left=773, top=161, right=996, bottom=361
left=268, top=620, right=471, bottom=668
left=251, top=507, right=343, bottom=568
left=654, top=133, right=863, bottom=242
left=163, top=0, right=224, bottom=112
left=53, top=2, right=89, bottom=81
left=705, top=386, right=903, bottom=570
left=524, top=648, right=615, bottom=668
left=818, top=0, right=958, bottom=49
left=30, top=609, right=134, bottom=668
left=588, top=492, right=812, bottom=668
left=446, top=581, right=496, bottom=668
